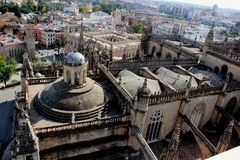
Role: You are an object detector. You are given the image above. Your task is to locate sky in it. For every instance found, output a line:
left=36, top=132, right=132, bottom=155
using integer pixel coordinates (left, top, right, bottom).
left=169, top=0, right=240, bottom=10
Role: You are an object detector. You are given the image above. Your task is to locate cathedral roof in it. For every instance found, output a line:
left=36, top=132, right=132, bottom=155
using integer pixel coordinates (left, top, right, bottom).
left=116, top=69, right=161, bottom=96
left=155, top=67, right=198, bottom=89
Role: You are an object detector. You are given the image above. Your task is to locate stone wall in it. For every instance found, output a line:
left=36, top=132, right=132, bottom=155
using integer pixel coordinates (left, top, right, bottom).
left=37, top=123, right=129, bottom=159
left=143, top=89, right=240, bottom=141
left=202, top=53, right=240, bottom=80
left=181, top=95, right=218, bottom=132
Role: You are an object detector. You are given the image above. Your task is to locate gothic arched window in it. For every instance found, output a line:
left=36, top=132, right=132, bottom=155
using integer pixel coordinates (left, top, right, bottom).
left=225, top=97, right=237, bottom=115
left=166, top=53, right=172, bottom=60
left=220, top=65, right=228, bottom=78
left=146, top=110, right=164, bottom=143
left=188, top=103, right=205, bottom=131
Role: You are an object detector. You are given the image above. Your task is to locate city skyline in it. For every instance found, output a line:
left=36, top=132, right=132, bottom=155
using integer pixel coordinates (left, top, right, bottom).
left=165, top=0, right=240, bottom=10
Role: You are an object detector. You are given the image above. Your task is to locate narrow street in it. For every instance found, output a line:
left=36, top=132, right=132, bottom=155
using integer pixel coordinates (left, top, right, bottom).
left=0, top=86, right=21, bottom=143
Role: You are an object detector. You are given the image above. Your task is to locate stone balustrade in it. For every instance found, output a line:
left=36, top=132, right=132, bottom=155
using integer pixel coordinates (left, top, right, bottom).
left=15, top=92, right=26, bottom=103
left=27, top=77, right=58, bottom=85
left=108, top=58, right=198, bottom=70
left=35, top=115, right=130, bottom=134
left=208, top=42, right=240, bottom=62
left=149, top=82, right=240, bottom=105
left=149, top=89, right=185, bottom=104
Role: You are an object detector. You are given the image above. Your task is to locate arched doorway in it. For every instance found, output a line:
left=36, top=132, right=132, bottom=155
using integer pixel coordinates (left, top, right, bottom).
left=151, top=46, right=156, bottom=56
left=146, top=110, right=164, bottom=143
left=229, top=72, right=233, bottom=82
left=66, top=71, right=71, bottom=84
left=74, top=72, right=79, bottom=84
left=156, top=51, right=161, bottom=58
left=214, top=66, right=219, bottom=74
left=83, top=69, right=86, bottom=83
left=220, top=65, right=228, bottom=77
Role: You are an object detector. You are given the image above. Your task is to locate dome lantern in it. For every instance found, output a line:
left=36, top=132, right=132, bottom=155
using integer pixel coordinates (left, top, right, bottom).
left=64, top=51, right=88, bottom=86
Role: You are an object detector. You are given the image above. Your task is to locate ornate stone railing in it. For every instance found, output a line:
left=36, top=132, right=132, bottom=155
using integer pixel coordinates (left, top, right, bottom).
left=149, top=89, right=186, bottom=104
left=27, top=77, right=58, bottom=85
left=150, top=34, right=180, bottom=42
left=108, top=59, right=198, bottom=70
left=98, top=63, right=134, bottom=106
left=208, top=41, right=240, bottom=63
left=149, top=81, right=240, bottom=105
left=15, top=92, right=26, bottom=103
left=35, top=115, right=130, bottom=134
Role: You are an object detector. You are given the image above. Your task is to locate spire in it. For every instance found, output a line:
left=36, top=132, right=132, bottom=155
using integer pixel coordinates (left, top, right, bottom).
left=51, top=54, right=57, bottom=77
left=122, top=47, right=127, bottom=60
left=187, top=76, right=193, bottom=89
left=138, top=78, right=150, bottom=96
left=194, top=35, right=197, bottom=45
left=160, top=123, right=181, bottom=160
left=119, top=76, right=122, bottom=84
left=109, top=43, right=113, bottom=61
left=78, top=23, right=84, bottom=53
left=22, top=50, right=33, bottom=78
left=185, top=76, right=193, bottom=100
left=216, top=120, right=234, bottom=153
left=178, top=42, right=182, bottom=59
left=206, top=22, right=215, bottom=43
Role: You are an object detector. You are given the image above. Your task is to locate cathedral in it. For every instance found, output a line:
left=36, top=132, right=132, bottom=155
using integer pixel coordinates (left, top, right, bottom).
left=2, top=24, right=240, bottom=160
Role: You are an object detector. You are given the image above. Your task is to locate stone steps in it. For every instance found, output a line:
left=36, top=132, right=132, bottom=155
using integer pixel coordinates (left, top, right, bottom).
left=33, top=97, right=104, bottom=123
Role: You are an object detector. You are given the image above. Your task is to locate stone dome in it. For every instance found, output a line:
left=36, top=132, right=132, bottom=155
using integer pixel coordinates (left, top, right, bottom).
left=38, top=78, right=105, bottom=111
left=34, top=77, right=108, bottom=122
left=66, top=51, right=86, bottom=65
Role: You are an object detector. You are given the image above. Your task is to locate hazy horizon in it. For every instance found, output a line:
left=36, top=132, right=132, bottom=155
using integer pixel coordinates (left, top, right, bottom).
left=164, top=0, right=240, bottom=10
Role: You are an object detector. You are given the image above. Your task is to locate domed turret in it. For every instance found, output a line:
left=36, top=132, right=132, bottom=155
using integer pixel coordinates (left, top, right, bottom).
left=64, top=51, right=88, bottom=86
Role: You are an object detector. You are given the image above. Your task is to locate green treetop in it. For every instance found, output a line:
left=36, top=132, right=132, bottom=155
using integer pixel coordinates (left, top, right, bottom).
left=132, top=23, right=144, bottom=33
left=0, top=55, right=16, bottom=87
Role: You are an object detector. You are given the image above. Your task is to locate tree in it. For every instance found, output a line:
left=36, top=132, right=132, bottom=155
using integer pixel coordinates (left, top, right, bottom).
left=35, top=61, right=47, bottom=71
left=54, top=36, right=68, bottom=53
left=0, top=55, right=16, bottom=87
left=132, top=23, right=144, bottom=33
left=235, top=22, right=240, bottom=28
left=37, top=1, right=47, bottom=14
left=79, top=5, right=89, bottom=15
left=220, top=30, right=228, bottom=36
left=92, top=4, right=101, bottom=12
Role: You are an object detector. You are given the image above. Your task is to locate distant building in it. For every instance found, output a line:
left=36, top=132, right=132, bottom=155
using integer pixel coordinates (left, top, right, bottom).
left=172, top=23, right=186, bottom=36
left=212, top=4, right=218, bottom=16
left=152, top=22, right=174, bottom=35
left=63, top=7, right=76, bottom=13
left=0, top=33, right=25, bottom=58
left=187, top=8, right=196, bottom=20
left=34, top=25, right=64, bottom=48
